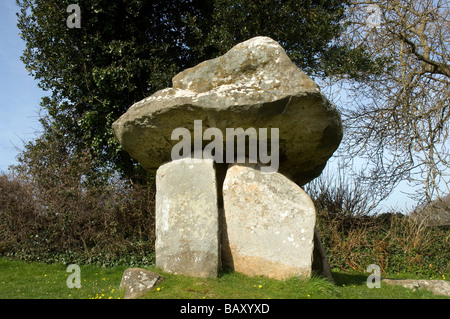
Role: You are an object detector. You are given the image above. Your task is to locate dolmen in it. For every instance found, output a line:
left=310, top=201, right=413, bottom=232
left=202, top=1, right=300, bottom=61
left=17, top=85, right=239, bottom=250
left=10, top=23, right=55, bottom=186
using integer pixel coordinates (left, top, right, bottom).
left=112, top=36, right=342, bottom=281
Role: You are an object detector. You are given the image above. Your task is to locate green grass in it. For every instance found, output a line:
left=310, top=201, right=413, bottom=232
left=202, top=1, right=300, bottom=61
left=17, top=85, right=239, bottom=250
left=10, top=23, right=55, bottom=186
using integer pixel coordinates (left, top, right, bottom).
left=0, top=258, right=448, bottom=299
left=0, top=258, right=126, bottom=299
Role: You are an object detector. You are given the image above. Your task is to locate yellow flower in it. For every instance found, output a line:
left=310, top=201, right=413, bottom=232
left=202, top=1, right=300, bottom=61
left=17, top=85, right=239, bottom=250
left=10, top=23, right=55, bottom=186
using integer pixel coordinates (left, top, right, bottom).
left=258, top=285, right=262, bottom=289
left=307, top=294, right=310, bottom=298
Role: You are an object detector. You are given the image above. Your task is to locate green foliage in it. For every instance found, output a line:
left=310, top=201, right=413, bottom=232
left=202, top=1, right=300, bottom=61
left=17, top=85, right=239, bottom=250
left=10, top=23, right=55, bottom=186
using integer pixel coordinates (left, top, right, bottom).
left=1, top=133, right=156, bottom=268
left=306, top=175, right=450, bottom=278
left=16, top=0, right=384, bottom=182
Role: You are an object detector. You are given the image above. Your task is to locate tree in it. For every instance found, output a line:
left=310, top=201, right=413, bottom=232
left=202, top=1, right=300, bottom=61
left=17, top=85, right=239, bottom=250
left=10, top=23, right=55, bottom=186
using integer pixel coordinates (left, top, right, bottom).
left=332, top=0, right=449, bottom=203
left=17, top=0, right=381, bottom=183
left=17, top=0, right=208, bottom=182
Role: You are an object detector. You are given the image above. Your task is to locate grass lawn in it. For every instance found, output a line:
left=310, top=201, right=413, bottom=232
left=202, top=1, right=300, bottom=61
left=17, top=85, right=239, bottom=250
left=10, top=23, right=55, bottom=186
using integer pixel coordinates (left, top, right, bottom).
left=0, top=257, right=448, bottom=299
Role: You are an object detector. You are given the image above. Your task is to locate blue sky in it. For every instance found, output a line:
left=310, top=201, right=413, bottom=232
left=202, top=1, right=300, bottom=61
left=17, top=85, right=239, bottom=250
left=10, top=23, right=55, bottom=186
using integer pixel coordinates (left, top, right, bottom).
left=0, top=1, right=46, bottom=172
left=0, top=1, right=419, bottom=212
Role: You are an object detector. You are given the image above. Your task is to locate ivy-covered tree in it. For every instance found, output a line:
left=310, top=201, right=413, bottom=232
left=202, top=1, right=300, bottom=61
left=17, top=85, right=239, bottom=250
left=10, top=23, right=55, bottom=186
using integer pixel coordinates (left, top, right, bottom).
left=16, top=0, right=382, bottom=183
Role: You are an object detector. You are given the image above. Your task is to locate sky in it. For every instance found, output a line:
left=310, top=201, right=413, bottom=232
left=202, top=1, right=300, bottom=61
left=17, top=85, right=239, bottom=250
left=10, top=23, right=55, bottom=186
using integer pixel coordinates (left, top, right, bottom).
left=0, top=1, right=46, bottom=172
left=0, top=1, right=420, bottom=213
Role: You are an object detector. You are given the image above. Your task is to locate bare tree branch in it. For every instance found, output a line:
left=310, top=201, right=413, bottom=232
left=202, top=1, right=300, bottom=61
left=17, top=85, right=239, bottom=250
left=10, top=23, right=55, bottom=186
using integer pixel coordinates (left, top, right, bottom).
left=330, top=0, right=450, bottom=204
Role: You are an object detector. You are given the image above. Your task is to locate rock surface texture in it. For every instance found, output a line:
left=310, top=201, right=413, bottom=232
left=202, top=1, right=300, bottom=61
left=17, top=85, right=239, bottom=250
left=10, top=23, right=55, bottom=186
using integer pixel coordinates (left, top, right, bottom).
left=222, top=163, right=316, bottom=279
left=120, top=268, right=164, bottom=299
left=112, top=36, right=342, bottom=186
left=155, top=158, right=220, bottom=278
left=381, top=278, right=450, bottom=297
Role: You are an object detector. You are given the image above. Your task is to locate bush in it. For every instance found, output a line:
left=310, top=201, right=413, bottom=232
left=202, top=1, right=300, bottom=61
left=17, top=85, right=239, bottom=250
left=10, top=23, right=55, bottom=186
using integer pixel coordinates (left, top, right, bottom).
left=306, top=171, right=449, bottom=277
left=0, top=170, right=156, bottom=267
left=0, top=174, right=37, bottom=252
left=0, top=120, right=156, bottom=267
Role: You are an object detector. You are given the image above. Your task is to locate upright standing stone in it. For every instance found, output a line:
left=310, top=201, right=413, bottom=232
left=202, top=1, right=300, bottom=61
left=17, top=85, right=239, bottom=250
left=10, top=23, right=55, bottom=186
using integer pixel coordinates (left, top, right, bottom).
left=222, top=163, right=316, bottom=280
left=312, top=228, right=334, bottom=282
left=155, top=158, right=220, bottom=278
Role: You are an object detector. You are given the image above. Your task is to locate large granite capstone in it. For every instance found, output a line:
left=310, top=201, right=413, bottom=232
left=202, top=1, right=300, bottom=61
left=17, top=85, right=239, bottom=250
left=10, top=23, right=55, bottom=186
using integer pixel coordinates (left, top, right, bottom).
left=112, top=36, right=342, bottom=185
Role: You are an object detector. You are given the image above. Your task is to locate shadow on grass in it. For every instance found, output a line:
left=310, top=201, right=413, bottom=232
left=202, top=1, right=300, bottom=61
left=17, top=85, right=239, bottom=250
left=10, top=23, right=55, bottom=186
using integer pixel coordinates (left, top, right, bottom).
left=218, top=266, right=235, bottom=278
left=332, top=272, right=368, bottom=286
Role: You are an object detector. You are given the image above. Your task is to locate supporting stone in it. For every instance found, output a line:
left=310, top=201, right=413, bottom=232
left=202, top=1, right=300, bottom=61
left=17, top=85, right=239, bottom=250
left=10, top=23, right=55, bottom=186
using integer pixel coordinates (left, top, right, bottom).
left=381, top=278, right=450, bottom=297
left=312, top=227, right=334, bottom=282
left=222, top=163, right=316, bottom=280
left=155, top=158, right=220, bottom=278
